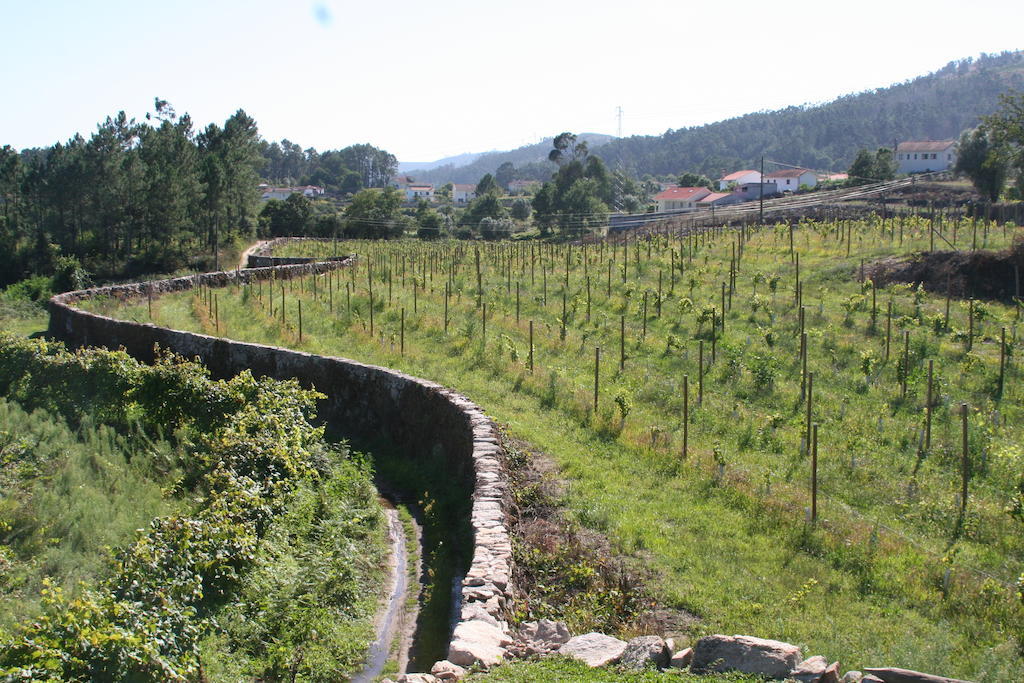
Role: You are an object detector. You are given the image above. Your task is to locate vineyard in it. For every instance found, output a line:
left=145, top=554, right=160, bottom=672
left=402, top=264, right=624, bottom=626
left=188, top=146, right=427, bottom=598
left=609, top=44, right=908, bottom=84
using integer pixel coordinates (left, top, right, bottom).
left=89, top=217, right=1024, bottom=679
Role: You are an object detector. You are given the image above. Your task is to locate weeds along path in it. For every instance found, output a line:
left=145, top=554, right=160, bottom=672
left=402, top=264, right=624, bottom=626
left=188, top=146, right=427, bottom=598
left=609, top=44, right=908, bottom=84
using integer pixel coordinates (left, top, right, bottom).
left=47, top=252, right=517, bottom=675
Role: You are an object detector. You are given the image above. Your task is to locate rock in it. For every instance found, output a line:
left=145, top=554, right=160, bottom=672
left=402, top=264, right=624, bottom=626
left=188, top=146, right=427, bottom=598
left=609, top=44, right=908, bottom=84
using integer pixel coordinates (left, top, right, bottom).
left=791, top=655, right=829, bottom=682
left=558, top=632, right=628, bottom=668
left=862, top=677, right=885, bottom=683
left=665, top=637, right=675, bottom=653
left=691, top=634, right=803, bottom=679
left=430, top=660, right=466, bottom=681
left=396, top=675, right=437, bottom=683
left=447, top=619, right=512, bottom=668
left=519, top=619, right=571, bottom=646
left=843, top=673, right=864, bottom=683
left=821, top=661, right=842, bottom=683
left=862, top=667, right=974, bottom=683
left=669, top=647, right=693, bottom=669
left=620, top=635, right=670, bottom=670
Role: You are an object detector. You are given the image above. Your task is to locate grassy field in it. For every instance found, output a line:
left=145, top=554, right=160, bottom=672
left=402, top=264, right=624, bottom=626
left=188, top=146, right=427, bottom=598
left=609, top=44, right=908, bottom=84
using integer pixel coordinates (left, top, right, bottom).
left=92, top=217, right=1024, bottom=679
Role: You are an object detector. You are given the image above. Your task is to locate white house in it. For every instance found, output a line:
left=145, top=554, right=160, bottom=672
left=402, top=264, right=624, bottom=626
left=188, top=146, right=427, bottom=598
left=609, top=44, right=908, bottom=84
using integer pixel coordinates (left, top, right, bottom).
left=764, top=168, right=817, bottom=192
left=406, top=184, right=435, bottom=202
left=508, top=179, right=541, bottom=195
left=390, top=175, right=415, bottom=190
left=718, top=169, right=761, bottom=190
left=653, top=186, right=711, bottom=212
left=260, top=185, right=325, bottom=201
left=453, top=183, right=476, bottom=204
left=896, top=141, right=957, bottom=174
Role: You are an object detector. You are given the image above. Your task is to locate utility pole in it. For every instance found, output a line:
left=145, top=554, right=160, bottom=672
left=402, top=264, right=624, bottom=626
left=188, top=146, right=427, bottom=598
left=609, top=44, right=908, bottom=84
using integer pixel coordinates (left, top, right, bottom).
left=759, top=156, right=765, bottom=224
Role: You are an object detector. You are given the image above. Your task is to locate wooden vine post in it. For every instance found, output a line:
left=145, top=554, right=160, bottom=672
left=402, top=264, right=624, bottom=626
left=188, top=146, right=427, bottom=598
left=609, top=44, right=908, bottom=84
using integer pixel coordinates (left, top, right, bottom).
left=961, top=402, right=970, bottom=519
left=298, top=299, right=302, bottom=342
left=528, top=320, right=534, bottom=372
left=926, top=359, right=934, bottom=451
left=811, top=423, right=819, bottom=524
left=593, top=346, right=600, bottom=411
left=400, top=308, right=405, bottom=356
left=682, top=374, right=689, bottom=460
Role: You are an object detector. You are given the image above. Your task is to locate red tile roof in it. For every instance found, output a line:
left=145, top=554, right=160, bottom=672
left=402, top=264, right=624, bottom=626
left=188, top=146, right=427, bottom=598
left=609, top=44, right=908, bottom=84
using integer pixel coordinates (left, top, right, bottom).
left=453, top=184, right=476, bottom=191
left=897, top=140, right=956, bottom=153
left=654, top=187, right=711, bottom=201
left=697, top=192, right=731, bottom=203
left=766, top=168, right=811, bottom=178
left=720, top=170, right=759, bottom=181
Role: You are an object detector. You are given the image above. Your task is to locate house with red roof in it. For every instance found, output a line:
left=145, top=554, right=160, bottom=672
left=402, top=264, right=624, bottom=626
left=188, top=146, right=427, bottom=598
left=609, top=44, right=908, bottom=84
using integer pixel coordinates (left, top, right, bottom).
left=717, top=169, right=761, bottom=190
left=764, top=168, right=817, bottom=192
left=896, top=140, right=957, bottom=174
left=653, top=186, right=712, bottom=212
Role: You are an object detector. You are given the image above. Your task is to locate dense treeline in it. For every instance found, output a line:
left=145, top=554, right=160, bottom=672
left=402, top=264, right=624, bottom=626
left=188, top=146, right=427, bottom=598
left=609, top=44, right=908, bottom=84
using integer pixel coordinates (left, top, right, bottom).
left=0, top=100, right=399, bottom=290
left=259, top=139, right=397, bottom=192
left=414, top=51, right=1024, bottom=185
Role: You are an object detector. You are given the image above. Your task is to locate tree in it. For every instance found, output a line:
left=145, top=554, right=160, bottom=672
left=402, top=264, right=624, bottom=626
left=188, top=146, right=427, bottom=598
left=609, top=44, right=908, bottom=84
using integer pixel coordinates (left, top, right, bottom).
left=495, top=162, right=515, bottom=190
left=955, top=128, right=1008, bottom=201
left=475, top=173, right=499, bottom=196
left=548, top=132, right=588, bottom=166
left=983, top=91, right=1024, bottom=197
left=259, top=193, right=312, bottom=236
left=678, top=172, right=712, bottom=188
left=847, top=147, right=895, bottom=185
left=343, top=187, right=405, bottom=238
left=511, top=197, right=531, bottom=220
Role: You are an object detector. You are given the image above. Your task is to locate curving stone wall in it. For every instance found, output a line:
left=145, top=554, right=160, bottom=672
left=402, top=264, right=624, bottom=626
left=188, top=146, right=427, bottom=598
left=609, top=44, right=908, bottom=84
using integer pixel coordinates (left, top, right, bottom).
left=247, top=237, right=350, bottom=269
left=47, top=258, right=515, bottom=670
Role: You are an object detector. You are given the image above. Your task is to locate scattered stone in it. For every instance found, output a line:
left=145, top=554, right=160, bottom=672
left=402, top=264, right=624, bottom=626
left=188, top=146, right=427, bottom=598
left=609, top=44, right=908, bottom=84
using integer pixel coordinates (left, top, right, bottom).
left=430, top=660, right=466, bottom=681
left=620, top=635, right=670, bottom=670
left=842, top=673, right=864, bottom=683
left=669, top=647, right=693, bottom=669
left=792, top=655, right=829, bottom=682
left=396, top=675, right=437, bottom=683
left=691, top=634, right=802, bottom=679
left=863, top=667, right=974, bottom=683
left=447, top=619, right=512, bottom=668
left=821, top=661, right=842, bottom=683
left=558, top=632, right=628, bottom=668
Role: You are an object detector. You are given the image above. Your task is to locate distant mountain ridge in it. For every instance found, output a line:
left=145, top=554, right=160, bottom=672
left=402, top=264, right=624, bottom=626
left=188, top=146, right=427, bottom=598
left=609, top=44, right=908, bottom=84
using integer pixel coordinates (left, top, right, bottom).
left=408, top=133, right=615, bottom=184
left=407, top=51, right=1024, bottom=185
left=397, top=151, right=486, bottom=174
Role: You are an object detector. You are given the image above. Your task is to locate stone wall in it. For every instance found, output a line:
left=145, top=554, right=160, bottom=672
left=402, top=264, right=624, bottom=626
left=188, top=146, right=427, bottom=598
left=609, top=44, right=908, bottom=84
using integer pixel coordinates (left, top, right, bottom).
left=247, top=237, right=349, bottom=269
left=47, top=258, right=515, bottom=669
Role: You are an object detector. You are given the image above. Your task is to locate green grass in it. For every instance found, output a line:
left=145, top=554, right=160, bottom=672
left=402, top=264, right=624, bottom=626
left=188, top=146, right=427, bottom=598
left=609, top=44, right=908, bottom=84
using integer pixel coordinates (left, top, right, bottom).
left=466, top=657, right=764, bottom=681
left=93, top=218, right=1024, bottom=680
left=0, top=399, right=179, bottom=630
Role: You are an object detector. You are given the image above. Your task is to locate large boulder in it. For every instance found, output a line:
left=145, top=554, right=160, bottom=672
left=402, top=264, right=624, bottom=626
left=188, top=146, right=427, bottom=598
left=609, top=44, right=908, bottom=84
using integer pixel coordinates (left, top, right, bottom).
left=558, top=632, right=628, bottom=668
left=447, top=619, right=512, bottom=668
left=620, top=635, right=670, bottom=670
left=792, top=655, right=842, bottom=682
left=862, top=667, right=974, bottom=683
left=519, top=619, right=571, bottom=646
left=691, top=634, right=803, bottom=679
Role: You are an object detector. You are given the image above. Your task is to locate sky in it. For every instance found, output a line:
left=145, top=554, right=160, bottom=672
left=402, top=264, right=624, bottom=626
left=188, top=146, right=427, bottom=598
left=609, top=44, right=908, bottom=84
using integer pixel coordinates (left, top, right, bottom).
left=2, top=0, right=1023, bottom=163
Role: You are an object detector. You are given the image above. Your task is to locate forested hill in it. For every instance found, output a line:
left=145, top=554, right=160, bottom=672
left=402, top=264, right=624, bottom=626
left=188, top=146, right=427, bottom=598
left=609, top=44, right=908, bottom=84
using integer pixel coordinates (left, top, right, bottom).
left=417, top=51, right=1024, bottom=184
left=597, top=51, right=1024, bottom=178
left=409, top=133, right=614, bottom=185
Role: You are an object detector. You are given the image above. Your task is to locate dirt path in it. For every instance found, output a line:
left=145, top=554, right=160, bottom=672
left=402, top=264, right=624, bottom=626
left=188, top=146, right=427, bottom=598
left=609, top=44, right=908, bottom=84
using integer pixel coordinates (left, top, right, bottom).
left=237, top=240, right=271, bottom=270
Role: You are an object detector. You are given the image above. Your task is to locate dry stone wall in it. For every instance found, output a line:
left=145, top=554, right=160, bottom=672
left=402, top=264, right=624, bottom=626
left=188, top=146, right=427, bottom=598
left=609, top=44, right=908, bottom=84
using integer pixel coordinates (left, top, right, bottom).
left=47, top=257, right=516, bottom=669
left=247, top=237, right=350, bottom=268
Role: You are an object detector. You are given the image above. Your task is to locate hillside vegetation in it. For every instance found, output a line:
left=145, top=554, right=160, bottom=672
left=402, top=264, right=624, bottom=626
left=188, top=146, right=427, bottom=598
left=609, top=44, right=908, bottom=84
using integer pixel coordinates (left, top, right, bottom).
left=96, top=217, right=1024, bottom=680
left=0, top=336, right=386, bottom=681
left=418, top=51, right=1024, bottom=183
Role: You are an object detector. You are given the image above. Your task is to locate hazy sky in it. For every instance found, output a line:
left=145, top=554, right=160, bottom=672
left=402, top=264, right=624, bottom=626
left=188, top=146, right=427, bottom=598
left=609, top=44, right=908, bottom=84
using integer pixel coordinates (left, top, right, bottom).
left=2, top=0, right=1022, bottom=162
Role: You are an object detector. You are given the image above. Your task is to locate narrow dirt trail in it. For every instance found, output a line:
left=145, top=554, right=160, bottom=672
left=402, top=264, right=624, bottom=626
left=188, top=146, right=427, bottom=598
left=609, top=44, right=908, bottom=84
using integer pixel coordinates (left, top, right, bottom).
left=237, top=240, right=271, bottom=270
